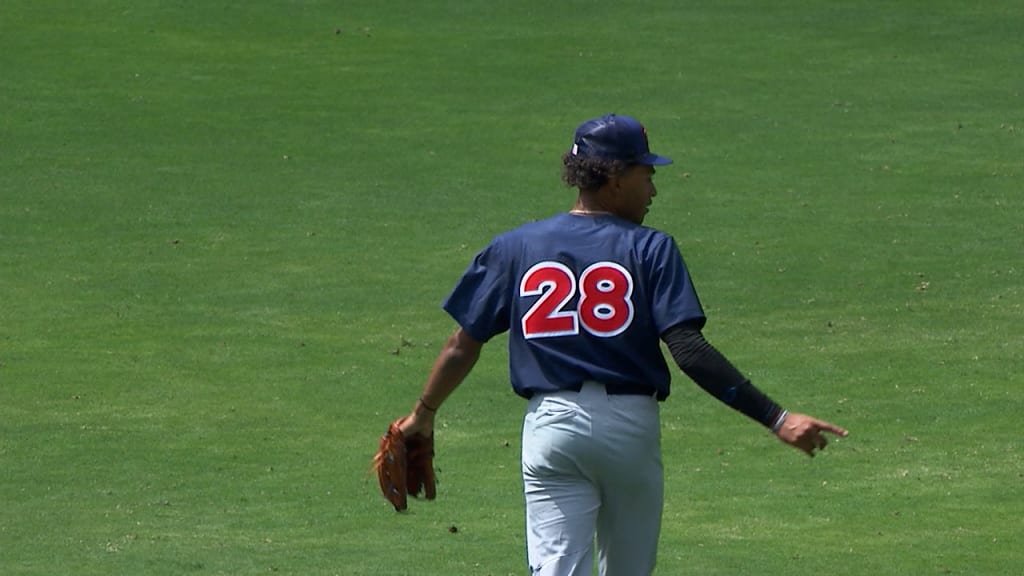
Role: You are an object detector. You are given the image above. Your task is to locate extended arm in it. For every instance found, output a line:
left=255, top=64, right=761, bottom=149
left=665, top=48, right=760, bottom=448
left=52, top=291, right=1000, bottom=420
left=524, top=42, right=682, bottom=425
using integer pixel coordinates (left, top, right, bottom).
left=662, top=321, right=848, bottom=456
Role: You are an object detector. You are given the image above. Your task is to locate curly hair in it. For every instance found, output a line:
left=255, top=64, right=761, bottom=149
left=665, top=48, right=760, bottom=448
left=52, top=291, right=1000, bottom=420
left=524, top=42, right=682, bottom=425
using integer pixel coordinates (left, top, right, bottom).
left=561, top=153, right=630, bottom=192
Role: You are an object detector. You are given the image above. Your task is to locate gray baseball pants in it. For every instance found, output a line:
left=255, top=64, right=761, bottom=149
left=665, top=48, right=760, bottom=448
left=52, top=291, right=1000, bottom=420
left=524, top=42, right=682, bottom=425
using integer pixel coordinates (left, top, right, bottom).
left=522, top=381, right=663, bottom=576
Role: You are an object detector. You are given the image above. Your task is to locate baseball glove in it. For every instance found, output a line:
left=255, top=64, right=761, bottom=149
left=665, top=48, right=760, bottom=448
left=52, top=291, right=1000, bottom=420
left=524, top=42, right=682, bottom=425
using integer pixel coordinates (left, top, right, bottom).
left=373, top=419, right=436, bottom=511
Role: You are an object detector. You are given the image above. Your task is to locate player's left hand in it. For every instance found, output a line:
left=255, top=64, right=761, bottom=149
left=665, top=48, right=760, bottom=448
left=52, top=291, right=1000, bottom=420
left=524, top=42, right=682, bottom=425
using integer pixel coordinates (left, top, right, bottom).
left=399, top=407, right=435, bottom=440
left=774, top=412, right=848, bottom=457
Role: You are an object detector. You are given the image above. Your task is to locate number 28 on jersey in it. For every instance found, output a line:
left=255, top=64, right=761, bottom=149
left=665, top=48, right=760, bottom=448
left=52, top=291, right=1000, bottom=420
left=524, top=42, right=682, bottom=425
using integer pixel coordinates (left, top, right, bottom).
left=519, top=261, right=635, bottom=339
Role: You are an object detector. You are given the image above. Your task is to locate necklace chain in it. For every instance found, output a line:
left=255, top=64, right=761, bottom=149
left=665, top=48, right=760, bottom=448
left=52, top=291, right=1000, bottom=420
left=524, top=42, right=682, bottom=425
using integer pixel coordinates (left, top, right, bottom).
left=569, top=209, right=613, bottom=216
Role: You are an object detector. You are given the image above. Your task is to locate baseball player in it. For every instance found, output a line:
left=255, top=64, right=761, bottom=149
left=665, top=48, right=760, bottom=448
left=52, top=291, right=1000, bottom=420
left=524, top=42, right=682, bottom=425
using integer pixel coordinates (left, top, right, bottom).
left=397, top=113, right=848, bottom=575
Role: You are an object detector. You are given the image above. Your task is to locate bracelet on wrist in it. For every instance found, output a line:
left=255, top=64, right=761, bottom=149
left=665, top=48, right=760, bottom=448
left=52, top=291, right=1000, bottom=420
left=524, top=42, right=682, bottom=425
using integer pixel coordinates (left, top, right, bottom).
left=418, top=397, right=438, bottom=413
left=770, top=410, right=789, bottom=434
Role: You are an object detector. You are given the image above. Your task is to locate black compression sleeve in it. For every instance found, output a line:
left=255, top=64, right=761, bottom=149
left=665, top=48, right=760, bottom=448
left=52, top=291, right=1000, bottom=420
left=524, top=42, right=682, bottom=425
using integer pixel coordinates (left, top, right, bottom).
left=662, top=321, right=784, bottom=428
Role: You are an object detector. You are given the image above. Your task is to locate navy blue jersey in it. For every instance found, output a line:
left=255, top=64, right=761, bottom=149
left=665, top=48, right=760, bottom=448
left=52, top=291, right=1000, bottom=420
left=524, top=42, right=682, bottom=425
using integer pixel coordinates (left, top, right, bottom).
left=443, top=213, right=705, bottom=400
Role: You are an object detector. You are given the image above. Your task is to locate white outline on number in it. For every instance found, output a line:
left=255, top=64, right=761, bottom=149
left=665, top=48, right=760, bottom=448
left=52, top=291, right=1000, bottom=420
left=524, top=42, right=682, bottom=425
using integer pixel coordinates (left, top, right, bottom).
left=519, top=261, right=635, bottom=339
left=520, top=261, right=579, bottom=339
left=579, top=261, right=634, bottom=337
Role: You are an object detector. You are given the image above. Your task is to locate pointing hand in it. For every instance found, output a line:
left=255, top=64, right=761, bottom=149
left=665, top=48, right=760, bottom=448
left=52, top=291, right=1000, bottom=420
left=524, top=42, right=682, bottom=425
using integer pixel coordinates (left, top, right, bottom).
left=774, top=412, right=848, bottom=457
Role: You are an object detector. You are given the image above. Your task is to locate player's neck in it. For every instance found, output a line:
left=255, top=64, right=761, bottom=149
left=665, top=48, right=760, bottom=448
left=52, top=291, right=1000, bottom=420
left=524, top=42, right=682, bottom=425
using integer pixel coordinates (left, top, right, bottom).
left=570, top=197, right=614, bottom=217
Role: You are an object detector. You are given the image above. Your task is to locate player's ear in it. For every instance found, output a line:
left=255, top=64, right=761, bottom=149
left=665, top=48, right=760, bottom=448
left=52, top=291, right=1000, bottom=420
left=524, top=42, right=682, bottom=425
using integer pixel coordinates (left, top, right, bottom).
left=609, top=164, right=635, bottom=190
left=607, top=172, right=622, bottom=191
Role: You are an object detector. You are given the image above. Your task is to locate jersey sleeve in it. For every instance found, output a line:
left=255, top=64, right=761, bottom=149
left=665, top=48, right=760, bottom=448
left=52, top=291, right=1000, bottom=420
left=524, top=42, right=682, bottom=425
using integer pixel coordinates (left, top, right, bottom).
left=648, top=234, right=706, bottom=334
left=441, top=239, right=512, bottom=343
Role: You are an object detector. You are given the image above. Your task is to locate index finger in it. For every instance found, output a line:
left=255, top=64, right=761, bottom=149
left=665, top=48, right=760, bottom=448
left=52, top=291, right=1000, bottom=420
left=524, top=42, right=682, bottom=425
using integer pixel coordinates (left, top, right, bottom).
left=815, top=420, right=849, bottom=437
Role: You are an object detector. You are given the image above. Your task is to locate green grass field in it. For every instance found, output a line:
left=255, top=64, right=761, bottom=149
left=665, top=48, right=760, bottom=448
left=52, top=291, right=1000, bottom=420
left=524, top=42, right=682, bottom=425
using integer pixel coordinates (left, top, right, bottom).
left=1, top=1, right=1021, bottom=574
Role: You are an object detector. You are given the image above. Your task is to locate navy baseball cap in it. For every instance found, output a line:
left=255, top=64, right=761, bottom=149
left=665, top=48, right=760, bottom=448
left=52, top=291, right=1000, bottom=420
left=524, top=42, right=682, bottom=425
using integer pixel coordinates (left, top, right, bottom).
left=570, top=113, right=672, bottom=166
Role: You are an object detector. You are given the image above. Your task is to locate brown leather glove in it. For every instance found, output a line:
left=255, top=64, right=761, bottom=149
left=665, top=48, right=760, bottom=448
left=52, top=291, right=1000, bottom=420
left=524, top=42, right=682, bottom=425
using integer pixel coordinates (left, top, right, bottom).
left=373, top=419, right=436, bottom=511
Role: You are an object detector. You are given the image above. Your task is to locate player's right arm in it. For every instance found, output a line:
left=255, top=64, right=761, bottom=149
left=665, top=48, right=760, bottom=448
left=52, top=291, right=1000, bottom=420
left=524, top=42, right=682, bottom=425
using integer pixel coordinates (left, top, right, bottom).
left=662, top=321, right=848, bottom=456
left=662, top=320, right=784, bottom=428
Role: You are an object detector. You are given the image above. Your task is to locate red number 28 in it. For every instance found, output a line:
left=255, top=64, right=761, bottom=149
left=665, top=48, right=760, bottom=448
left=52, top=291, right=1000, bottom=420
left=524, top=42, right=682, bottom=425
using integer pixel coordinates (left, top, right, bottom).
left=520, top=261, right=635, bottom=339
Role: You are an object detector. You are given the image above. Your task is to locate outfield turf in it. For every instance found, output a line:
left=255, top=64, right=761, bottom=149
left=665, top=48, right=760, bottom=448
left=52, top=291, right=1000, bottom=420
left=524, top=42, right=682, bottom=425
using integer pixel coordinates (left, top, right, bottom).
left=1, top=1, right=1021, bottom=574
